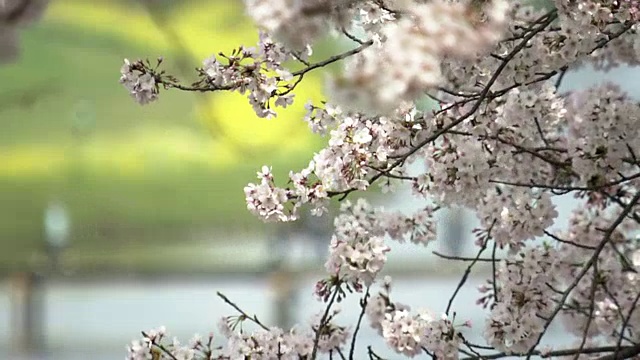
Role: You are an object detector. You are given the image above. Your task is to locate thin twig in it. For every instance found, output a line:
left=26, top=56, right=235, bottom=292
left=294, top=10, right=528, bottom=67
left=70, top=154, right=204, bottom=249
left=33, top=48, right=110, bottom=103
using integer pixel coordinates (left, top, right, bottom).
left=544, top=230, right=597, bottom=250
left=349, top=288, right=370, bottom=360
left=445, top=243, right=487, bottom=315
left=433, top=251, right=503, bottom=262
left=492, top=241, right=499, bottom=303
left=488, top=171, right=640, bottom=193
left=341, top=28, right=365, bottom=45
left=573, top=263, right=600, bottom=360
left=292, top=40, right=374, bottom=77
left=216, top=291, right=270, bottom=331
left=311, top=286, right=341, bottom=360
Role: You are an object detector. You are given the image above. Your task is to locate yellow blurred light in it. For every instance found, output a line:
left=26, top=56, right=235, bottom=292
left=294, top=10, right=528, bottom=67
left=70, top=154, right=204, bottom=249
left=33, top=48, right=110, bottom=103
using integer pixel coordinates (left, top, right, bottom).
left=45, top=1, right=171, bottom=50
left=0, top=146, right=68, bottom=177
left=38, top=0, right=328, bottom=170
left=0, top=128, right=228, bottom=178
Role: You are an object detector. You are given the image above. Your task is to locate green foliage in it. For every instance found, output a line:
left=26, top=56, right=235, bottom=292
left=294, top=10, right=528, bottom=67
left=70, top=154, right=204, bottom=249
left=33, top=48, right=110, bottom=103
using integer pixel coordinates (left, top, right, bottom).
left=0, top=0, right=331, bottom=270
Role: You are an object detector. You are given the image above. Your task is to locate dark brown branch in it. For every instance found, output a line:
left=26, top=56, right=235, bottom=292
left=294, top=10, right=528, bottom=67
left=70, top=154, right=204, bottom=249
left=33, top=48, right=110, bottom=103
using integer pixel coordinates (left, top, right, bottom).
left=349, top=288, right=370, bottom=360
left=462, top=345, right=640, bottom=360
left=291, top=40, right=374, bottom=77
left=311, top=285, right=341, bottom=360
left=596, top=344, right=640, bottom=360
left=544, top=230, right=597, bottom=250
left=446, top=244, right=488, bottom=316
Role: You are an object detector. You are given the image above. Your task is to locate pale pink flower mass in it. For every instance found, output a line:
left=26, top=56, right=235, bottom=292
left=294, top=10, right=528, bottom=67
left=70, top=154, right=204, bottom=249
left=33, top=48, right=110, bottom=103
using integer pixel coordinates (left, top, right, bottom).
left=118, top=0, right=640, bottom=359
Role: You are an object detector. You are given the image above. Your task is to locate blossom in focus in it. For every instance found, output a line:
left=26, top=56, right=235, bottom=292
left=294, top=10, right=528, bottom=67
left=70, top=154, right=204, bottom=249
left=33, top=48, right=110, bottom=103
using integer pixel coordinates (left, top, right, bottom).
left=119, top=59, right=159, bottom=105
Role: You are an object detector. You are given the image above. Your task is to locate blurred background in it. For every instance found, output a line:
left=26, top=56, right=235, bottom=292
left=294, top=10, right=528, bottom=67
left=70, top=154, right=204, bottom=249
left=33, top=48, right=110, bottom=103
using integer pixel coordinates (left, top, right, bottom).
left=1, top=0, right=640, bottom=359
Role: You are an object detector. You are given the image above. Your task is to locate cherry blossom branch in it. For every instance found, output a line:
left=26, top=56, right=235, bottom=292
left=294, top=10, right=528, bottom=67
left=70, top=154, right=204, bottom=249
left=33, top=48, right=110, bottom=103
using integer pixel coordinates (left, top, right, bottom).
left=596, top=344, right=640, bottom=360
left=446, top=243, right=488, bottom=316
left=121, top=2, right=640, bottom=359
left=400, top=11, right=557, bottom=158
left=291, top=40, right=374, bottom=77
left=436, top=19, right=633, bottom=120
left=603, top=192, right=640, bottom=225
left=328, top=11, right=559, bottom=202
left=525, top=191, right=640, bottom=359
left=365, top=165, right=416, bottom=182
left=341, top=28, right=366, bottom=45
left=555, top=66, right=569, bottom=89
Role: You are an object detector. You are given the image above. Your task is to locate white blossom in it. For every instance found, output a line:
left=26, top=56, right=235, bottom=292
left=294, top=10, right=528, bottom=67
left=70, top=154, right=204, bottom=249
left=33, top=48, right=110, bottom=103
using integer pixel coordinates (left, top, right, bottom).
left=119, top=0, right=640, bottom=359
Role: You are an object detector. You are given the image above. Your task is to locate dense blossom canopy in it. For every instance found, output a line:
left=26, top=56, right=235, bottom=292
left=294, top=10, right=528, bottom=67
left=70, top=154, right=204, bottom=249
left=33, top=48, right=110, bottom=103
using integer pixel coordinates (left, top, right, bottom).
left=118, top=0, right=640, bottom=359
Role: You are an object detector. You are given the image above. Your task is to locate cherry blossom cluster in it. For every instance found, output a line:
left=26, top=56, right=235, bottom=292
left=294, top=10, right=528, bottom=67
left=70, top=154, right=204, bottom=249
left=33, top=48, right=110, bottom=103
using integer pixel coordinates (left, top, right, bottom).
left=243, top=0, right=355, bottom=50
left=200, top=32, right=297, bottom=119
left=120, top=32, right=298, bottom=118
left=119, top=59, right=160, bottom=106
left=380, top=308, right=461, bottom=358
left=565, top=83, right=640, bottom=185
left=328, top=0, right=510, bottom=114
left=482, top=247, right=561, bottom=354
left=366, top=277, right=464, bottom=358
left=244, top=105, right=429, bottom=222
left=324, top=234, right=389, bottom=289
left=120, top=0, right=640, bottom=359
left=217, top=310, right=349, bottom=359
left=126, top=326, right=199, bottom=360
left=553, top=207, right=640, bottom=345
left=323, top=199, right=390, bottom=289
left=244, top=166, right=293, bottom=222
left=127, top=312, right=350, bottom=360
left=556, top=0, right=640, bottom=28
left=319, top=199, right=437, bottom=295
